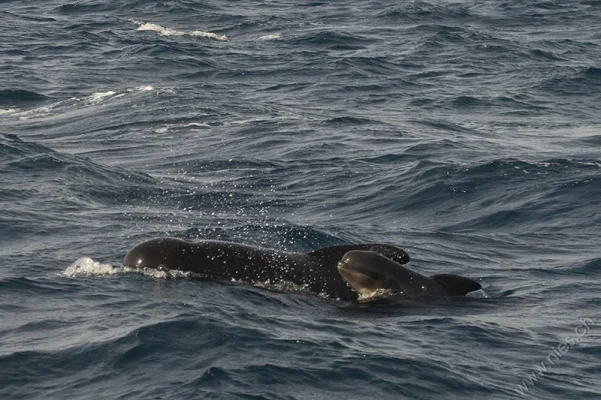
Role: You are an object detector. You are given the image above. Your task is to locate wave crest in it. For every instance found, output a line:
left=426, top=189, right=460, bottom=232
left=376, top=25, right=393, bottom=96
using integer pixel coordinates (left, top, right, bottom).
left=134, top=21, right=228, bottom=41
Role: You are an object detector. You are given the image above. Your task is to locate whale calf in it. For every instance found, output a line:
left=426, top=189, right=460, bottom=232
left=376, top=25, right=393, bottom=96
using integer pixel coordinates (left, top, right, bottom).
left=337, top=250, right=481, bottom=301
left=124, top=238, right=410, bottom=301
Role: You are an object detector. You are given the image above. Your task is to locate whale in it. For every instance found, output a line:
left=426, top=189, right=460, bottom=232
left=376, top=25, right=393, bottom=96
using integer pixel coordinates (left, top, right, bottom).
left=123, top=238, right=410, bottom=301
left=337, top=250, right=481, bottom=302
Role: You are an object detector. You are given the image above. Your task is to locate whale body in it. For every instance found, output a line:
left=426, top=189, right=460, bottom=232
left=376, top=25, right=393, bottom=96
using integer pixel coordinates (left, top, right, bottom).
left=124, top=237, right=410, bottom=301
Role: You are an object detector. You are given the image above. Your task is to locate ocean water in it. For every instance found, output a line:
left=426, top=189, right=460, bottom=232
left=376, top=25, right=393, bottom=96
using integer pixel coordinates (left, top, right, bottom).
left=1, top=0, right=600, bottom=398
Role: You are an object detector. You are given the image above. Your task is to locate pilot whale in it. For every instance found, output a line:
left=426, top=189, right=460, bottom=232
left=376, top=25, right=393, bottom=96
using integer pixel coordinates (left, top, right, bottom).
left=124, top=237, right=410, bottom=301
left=337, top=250, right=481, bottom=301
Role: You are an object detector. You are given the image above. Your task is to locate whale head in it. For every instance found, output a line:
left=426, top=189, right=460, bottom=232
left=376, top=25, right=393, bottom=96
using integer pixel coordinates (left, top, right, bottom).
left=123, top=237, right=189, bottom=269
left=337, top=250, right=404, bottom=300
left=337, top=250, right=481, bottom=301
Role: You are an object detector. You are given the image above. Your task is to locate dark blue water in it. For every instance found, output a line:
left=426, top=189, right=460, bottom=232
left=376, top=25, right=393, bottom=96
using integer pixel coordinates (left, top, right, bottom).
left=1, top=1, right=600, bottom=398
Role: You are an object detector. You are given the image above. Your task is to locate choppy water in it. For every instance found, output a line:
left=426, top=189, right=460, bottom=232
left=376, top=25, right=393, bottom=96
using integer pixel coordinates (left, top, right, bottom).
left=1, top=1, right=600, bottom=399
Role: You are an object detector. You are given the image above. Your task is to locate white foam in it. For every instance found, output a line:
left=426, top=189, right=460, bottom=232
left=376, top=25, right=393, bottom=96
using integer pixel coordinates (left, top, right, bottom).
left=1, top=99, right=69, bottom=120
left=0, top=108, right=18, bottom=115
left=184, top=122, right=210, bottom=128
left=188, top=30, right=228, bottom=41
left=11, top=106, right=53, bottom=120
left=1, top=87, right=157, bottom=121
left=260, top=33, right=281, bottom=40
left=135, top=21, right=228, bottom=41
left=87, top=91, right=116, bottom=104
left=136, top=85, right=154, bottom=92
left=85, top=87, right=154, bottom=104
left=1, top=106, right=49, bottom=117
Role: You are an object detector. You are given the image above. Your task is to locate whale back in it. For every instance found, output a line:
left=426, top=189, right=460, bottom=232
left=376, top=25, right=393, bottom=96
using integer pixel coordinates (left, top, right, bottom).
left=123, top=238, right=280, bottom=280
left=308, top=243, right=410, bottom=266
left=430, top=274, right=481, bottom=296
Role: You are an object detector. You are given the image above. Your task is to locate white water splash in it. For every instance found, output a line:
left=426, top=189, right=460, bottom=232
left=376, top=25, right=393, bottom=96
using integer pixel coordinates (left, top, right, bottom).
left=135, top=21, right=228, bottom=41
left=62, top=257, right=119, bottom=277
left=61, top=257, right=193, bottom=279
left=251, top=278, right=311, bottom=294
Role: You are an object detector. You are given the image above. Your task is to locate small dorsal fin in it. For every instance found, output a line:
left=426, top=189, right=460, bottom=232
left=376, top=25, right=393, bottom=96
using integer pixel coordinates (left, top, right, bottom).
left=309, top=244, right=410, bottom=266
left=430, top=274, right=481, bottom=296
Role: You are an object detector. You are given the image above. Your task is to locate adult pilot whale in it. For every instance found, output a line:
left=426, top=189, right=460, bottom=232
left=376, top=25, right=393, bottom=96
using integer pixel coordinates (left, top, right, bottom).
left=337, top=250, right=481, bottom=302
left=123, top=237, right=410, bottom=301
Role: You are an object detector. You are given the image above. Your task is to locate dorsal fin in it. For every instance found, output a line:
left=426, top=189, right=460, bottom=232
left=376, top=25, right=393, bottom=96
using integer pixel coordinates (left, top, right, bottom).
left=430, top=274, right=481, bottom=296
left=308, top=244, right=410, bottom=266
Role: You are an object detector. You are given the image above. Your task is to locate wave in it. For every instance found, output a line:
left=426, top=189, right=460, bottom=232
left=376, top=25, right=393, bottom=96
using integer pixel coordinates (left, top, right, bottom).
left=0, top=133, right=158, bottom=218
left=539, top=66, right=601, bottom=98
left=291, top=30, right=375, bottom=50
left=323, top=116, right=379, bottom=125
left=0, top=277, right=80, bottom=296
left=0, top=89, right=50, bottom=107
left=0, top=86, right=155, bottom=120
left=0, top=133, right=151, bottom=184
left=563, top=257, right=601, bottom=275
left=375, top=2, right=472, bottom=21
left=584, top=66, right=601, bottom=78
left=296, top=156, right=601, bottom=235
left=133, top=20, right=228, bottom=41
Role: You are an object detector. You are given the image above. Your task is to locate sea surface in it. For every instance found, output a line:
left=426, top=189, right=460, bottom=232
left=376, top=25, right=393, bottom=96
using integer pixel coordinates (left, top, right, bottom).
left=1, top=1, right=600, bottom=399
